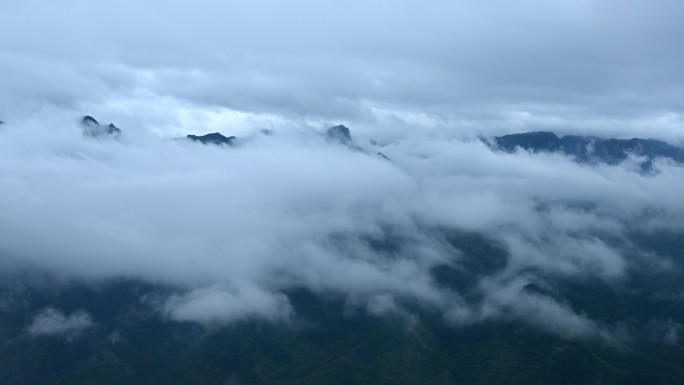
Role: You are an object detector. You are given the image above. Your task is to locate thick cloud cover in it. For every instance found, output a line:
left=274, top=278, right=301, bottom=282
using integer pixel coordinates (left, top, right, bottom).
left=1, top=119, right=684, bottom=342
left=1, top=0, right=684, bottom=141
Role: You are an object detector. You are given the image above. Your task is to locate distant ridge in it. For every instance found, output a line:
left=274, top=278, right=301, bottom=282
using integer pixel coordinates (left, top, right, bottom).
left=186, top=132, right=236, bottom=146
left=492, top=131, right=684, bottom=170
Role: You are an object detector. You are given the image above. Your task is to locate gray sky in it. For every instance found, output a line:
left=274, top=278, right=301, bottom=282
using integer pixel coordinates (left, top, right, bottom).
left=1, top=0, right=683, bottom=140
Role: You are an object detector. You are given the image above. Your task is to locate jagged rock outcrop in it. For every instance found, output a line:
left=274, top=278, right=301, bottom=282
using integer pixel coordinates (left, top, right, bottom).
left=81, top=115, right=122, bottom=138
left=326, top=125, right=352, bottom=145
left=326, top=125, right=391, bottom=160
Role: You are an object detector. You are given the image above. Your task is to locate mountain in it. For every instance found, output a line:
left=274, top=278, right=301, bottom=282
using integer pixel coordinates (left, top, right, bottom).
left=81, top=115, right=122, bottom=138
left=326, top=124, right=353, bottom=145
left=78, top=115, right=238, bottom=146
left=186, top=132, right=237, bottom=146
left=492, top=132, right=684, bottom=169
left=75, top=117, right=378, bottom=158
left=326, top=124, right=391, bottom=160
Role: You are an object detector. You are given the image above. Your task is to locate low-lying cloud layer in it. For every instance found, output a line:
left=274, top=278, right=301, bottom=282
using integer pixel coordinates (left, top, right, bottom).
left=2, top=119, right=684, bottom=342
left=27, top=308, right=94, bottom=338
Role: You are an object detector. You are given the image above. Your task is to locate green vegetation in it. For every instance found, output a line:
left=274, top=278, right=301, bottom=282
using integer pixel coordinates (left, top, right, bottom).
left=1, top=230, right=683, bottom=384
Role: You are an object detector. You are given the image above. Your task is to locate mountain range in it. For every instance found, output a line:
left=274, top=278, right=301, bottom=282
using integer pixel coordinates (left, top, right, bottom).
left=491, top=131, right=684, bottom=171
left=69, top=116, right=684, bottom=169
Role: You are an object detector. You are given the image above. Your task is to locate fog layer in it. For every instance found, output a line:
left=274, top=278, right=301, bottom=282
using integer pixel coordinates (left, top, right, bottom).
left=1, top=120, right=683, bottom=340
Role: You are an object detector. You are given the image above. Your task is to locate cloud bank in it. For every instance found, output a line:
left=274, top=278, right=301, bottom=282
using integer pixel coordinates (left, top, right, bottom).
left=2, top=118, right=684, bottom=342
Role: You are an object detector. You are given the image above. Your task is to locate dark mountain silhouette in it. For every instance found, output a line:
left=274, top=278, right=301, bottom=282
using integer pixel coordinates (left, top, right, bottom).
left=493, top=131, right=684, bottom=169
left=326, top=125, right=352, bottom=145
left=81, top=115, right=122, bottom=138
left=325, top=124, right=374, bottom=156
left=81, top=115, right=99, bottom=126
left=186, top=132, right=236, bottom=146
left=45, top=118, right=390, bottom=161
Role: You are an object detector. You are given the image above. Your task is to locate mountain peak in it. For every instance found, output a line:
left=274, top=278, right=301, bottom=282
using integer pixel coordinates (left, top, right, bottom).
left=186, top=132, right=236, bottom=146
left=81, top=115, right=99, bottom=126
left=81, top=115, right=122, bottom=138
left=326, top=125, right=352, bottom=145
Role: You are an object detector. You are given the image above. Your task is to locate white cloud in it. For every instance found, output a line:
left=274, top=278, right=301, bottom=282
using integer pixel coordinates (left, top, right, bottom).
left=163, top=284, right=293, bottom=324
left=27, top=308, right=94, bottom=337
left=2, top=104, right=684, bottom=338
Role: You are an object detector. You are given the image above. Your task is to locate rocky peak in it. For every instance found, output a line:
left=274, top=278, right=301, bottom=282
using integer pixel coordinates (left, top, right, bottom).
left=326, top=125, right=352, bottom=145
left=81, top=115, right=99, bottom=126
left=81, top=115, right=122, bottom=138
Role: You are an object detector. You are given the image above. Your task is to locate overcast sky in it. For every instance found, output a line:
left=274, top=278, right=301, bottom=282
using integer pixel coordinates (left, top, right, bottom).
left=1, top=0, right=683, bottom=140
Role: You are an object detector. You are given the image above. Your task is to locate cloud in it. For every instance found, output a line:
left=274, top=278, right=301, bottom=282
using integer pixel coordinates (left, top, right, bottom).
left=2, top=116, right=684, bottom=343
left=478, top=279, right=601, bottom=337
left=1, top=0, right=683, bottom=350
left=162, top=284, right=293, bottom=324
left=646, top=319, right=683, bottom=346
left=362, top=294, right=420, bottom=328
left=27, top=308, right=94, bottom=337
left=1, top=0, right=683, bottom=141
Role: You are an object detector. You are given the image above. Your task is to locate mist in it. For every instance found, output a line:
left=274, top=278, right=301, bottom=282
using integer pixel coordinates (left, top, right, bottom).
left=2, top=0, right=684, bottom=347
left=2, top=117, right=684, bottom=342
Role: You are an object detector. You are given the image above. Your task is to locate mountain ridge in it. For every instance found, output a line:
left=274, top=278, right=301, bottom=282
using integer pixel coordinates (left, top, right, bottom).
left=10, top=115, right=682, bottom=168
left=492, top=131, right=684, bottom=167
